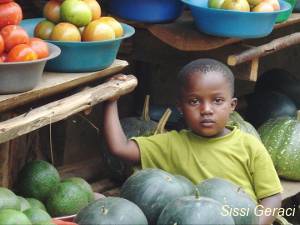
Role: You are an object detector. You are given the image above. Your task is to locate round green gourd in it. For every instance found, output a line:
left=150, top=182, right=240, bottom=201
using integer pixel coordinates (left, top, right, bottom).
left=120, top=168, right=194, bottom=225
left=227, top=111, right=261, bottom=140
left=75, top=197, right=148, bottom=225
left=196, top=178, right=258, bottom=225
left=157, top=196, right=235, bottom=225
left=244, top=91, right=297, bottom=128
left=258, top=116, right=300, bottom=181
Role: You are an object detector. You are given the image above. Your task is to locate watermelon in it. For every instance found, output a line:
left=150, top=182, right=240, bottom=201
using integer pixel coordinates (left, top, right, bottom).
left=196, top=178, right=258, bottom=225
left=75, top=197, right=148, bottom=225
left=258, top=116, right=300, bottom=180
left=120, top=169, right=194, bottom=225
left=227, top=111, right=260, bottom=140
left=157, top=195, right=235, bottom=225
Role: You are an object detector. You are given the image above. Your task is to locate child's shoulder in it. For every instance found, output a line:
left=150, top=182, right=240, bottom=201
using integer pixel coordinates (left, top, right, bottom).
left=236, top=129, right=266, bottom=152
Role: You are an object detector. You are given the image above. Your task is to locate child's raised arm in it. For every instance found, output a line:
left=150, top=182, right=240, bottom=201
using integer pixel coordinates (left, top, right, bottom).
left=103, top=75, right=140, bottom=163
left=258, top=193, right=282, bottom=225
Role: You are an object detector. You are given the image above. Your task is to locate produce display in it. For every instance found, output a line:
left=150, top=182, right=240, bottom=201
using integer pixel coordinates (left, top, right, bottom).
left=34, top=0, right=123, bottom=42
left=196, top=178, right=258, bottom=225
left=244, top=91, right=297, bottom=128
left=255, top=68, right=300, bottom=108
left=227, top=111, right=261, bottom=140
left=208, top=0, right=280, bottom=12
left=157, top=195, right=235, bottom=225
left=0, top=1, right=49, bottom=62
left=0, top=160, right=95, bottom=221
left=75, top=197, right=148, bottom=225
left=258, top=116, right=300, bottom=181
left=120, top=169, right=195, bottom=224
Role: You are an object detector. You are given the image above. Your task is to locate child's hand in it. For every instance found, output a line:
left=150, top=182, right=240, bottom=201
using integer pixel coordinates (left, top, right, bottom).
left=107, top=74, right=129, bottom=102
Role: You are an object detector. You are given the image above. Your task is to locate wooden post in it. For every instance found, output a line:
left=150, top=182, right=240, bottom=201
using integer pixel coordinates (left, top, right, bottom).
left=227, top=32, right=300, bottom=66
left=0, top=75, right=137, bottom=144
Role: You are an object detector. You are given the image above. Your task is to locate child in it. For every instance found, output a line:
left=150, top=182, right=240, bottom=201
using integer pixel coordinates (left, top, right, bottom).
left=103, top=58, right=282, bottom=225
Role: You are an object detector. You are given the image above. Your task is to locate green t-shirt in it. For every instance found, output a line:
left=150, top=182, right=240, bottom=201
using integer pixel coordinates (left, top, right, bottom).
left=133, top=127, right=282, bottom=201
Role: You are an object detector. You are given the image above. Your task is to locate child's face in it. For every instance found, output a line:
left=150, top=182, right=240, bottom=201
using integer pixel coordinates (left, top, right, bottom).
left=178, top=71, right=237, bottom=138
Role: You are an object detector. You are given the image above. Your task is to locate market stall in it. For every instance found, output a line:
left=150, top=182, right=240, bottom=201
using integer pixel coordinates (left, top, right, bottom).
left=0, top=0, right=299, bottom=224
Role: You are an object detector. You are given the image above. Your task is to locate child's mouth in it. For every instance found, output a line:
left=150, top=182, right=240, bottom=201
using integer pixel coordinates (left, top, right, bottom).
left=200, top=119, right=215, bottom=127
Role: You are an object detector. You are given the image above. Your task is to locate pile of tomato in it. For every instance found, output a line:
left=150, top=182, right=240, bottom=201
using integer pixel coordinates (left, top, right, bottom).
left=0, top=0, right=49, bottom=63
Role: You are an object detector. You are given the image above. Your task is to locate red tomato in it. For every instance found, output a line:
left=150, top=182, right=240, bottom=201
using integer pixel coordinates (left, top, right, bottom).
left=43, top=0, right=61, bottom=23
left=7, top=44, right=38, bottom=62
left=1, top=25, right=30, bottom=52
left=0, top=2, right=22, bottom=30
left=0, top=52, right=7, bottom=62
left=52, top=219, right=78, bottom=225
left=0, top=0, right=14, bottom=3
left=82, top=20, right=115, bottom=41
left=0, top=34, right=4, bottom=55
left=28, top=37, right=49, bottom=59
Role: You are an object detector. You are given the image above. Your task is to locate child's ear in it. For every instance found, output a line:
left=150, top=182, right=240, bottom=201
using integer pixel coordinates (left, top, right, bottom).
left=230, top=97, right=238, bottom=112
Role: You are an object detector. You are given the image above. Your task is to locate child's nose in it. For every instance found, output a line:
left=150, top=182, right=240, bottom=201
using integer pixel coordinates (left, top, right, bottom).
left=200, top=102, right=213, bottom=114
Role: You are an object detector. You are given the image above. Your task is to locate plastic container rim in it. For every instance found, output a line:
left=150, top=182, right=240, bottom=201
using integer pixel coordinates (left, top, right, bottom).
left=182, top=0, right=291, bottom=14
left=22, top=18, right=135, bottom=45
left=0, top=42, right=61, bottom=65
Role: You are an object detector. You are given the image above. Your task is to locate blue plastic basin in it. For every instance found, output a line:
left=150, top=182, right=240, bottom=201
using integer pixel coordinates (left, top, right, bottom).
left=107, top=0, right=184, bottom=23
left=182, top=0, right=291, bottom=38
left=21, top=18, right=135, bottom=72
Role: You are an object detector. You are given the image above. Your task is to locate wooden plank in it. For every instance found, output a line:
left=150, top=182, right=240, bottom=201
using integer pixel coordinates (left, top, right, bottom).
left=0, top=142, right=10, bottom=187
left=148, top=12, right=240, bottom=51
left=146, top=12, right=300, bottom=51
left=0, top=75, right=137, bottom=144
left=281, top=180, right=300, bottom=199
left=0, top=59, right=128, bottom=113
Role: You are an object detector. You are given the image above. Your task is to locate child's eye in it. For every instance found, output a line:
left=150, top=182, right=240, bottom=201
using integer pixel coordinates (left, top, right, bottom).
left=188, top=98, right=200, bottom=105
left=214, top=98, right=224, bottom=104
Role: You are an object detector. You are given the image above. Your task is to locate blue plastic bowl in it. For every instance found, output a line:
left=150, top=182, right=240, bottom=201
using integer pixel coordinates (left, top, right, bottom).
left=107, top=0, right=184, bottom=23
left=182, top=0, right=291, bottom=38
left=21, top=18, right=135, bottom=72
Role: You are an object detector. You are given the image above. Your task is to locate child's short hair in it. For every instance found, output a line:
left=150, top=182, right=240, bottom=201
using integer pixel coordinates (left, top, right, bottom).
left=177, top=58, right=235, bottom=96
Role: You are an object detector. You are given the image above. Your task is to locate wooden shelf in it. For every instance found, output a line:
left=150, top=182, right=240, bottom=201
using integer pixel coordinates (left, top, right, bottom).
left=134, top=12, right=300, bottom=51
left=0, top=59, right=128, bottom=113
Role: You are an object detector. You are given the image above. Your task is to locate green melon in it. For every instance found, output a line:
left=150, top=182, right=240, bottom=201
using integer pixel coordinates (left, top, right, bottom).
left=244, top=91, right=297, bottom=128
left=18, top=196, right=31, bottom=212
left=196, top=178, right=258, bottom=225
left=157, top=196, right=235, bottom=225
left=17, top=160, right=60, bottom=201
left=46, top=181, right=89, bottom=217
left=120, top=168, right=194, bottom=225
left=0, top=209, right=31, bottom=225
left=26, top=198, right=47, bottom=211
left=23, top=208, right=52, bottom=225
left=174, top=174, right=196, bottom=195
left=0, top=187, right=20, bottom=210
left=228, top=111, right=261, bottom=140
left=63, top=177, right=94, bottom=202
left=75, top=197, right=148, bottom=225
left=258, top=116, right=300, bottom=180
